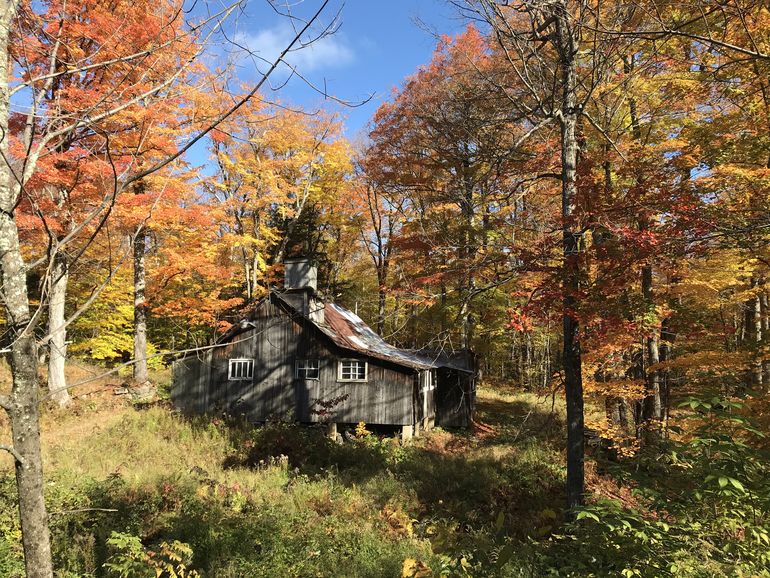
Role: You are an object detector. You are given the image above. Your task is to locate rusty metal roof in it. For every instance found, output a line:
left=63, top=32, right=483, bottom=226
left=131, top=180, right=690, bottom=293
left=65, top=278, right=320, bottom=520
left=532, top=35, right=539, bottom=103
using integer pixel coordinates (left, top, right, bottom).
left=274, top=293, right=471, bottom=372
left=320, top=303, right=437, bottom=370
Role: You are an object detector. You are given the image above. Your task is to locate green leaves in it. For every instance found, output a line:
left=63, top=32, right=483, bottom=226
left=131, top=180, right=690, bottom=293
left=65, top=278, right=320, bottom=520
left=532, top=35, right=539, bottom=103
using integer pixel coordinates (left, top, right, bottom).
left=557, top=398, right=770, bottom=577
left=678, top=395, right=743, bottom=414
left=704, top=473, right=746, bottom=493
left=575, top=510, right=600, bottom=523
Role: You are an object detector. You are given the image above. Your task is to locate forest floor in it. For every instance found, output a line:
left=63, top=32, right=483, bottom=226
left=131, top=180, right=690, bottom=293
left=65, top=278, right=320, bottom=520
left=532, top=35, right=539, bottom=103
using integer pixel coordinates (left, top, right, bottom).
left=0, top=362, right=737, bottom=577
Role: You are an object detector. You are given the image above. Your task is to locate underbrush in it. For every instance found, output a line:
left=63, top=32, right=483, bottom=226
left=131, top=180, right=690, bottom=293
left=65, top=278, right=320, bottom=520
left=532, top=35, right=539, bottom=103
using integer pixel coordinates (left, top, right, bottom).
left=1, top=410, right=434, bottom=577
left=1, top=386, right=768, bottom=576
left=535, top=394, right=770, bottom=577
left=0, top=389, right=567, bottom=577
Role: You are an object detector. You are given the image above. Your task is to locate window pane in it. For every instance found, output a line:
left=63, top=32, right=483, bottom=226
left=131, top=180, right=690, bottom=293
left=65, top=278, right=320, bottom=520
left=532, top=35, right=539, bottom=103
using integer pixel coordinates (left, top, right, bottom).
left=339, top=360, right=365, bottom=381
left=229, top=359, right=253, bottom=380
left=297, top=359, right=320, bottom=379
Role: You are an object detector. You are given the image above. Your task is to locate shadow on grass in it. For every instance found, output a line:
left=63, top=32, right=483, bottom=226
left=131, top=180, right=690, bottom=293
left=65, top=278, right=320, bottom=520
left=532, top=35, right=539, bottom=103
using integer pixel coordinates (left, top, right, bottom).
left=41, top=388, right=769, bottom=577
left=42, top=462, right=424, bottom=577
left=213, top=391, right=568, bottom=540
left=30, top=392, right=567, bottom=576
left=473, top=395, right=565, bottom=450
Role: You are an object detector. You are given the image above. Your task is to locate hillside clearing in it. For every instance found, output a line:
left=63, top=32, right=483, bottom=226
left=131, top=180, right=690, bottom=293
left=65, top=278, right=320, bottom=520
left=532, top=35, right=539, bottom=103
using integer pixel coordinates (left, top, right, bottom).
left=0, top=365, right=574, bottom=577
left=2, top=364, right=768, bottom=577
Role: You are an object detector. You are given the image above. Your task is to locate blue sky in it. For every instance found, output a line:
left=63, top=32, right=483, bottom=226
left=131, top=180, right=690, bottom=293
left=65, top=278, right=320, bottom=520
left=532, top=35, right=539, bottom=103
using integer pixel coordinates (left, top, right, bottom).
left=222, top=1, right=467, bottom=139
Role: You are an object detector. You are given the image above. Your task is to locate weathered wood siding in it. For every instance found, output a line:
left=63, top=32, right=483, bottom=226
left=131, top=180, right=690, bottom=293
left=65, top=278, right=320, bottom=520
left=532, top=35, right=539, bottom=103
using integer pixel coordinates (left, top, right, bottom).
left=296, top=359, right=415, bottom=425
left=171, top=349, right=212, bottom=414
left=435, top=368, right=474, bottom=428
left=171, top=296, right=418, bottom=426
left=206, top=299, right=299, bottom=420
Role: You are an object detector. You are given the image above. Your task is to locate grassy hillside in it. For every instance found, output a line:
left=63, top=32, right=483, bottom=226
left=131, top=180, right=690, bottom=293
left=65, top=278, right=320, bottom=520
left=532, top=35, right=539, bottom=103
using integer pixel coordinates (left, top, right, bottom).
left=1, top=364, right=769, bottom=577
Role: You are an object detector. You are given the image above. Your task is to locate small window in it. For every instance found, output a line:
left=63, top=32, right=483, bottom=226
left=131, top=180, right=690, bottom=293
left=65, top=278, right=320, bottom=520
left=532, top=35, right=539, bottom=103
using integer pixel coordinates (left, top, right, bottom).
left=338, top=360, right=367, bottom=382
left=228, top=359, right=254, bottom=381
left=296, top=359, right=320, bottom=380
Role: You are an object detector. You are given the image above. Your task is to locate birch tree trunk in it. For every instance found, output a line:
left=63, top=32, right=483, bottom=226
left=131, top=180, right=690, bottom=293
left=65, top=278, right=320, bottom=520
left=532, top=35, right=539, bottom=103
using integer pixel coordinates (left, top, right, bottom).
left=377, top=274, right=387, bottom=336
left=47, top=251, right=72, bottom=407
left=761, top=288, right=770, bottom=387
left=6, top=338, right=53, bottom=578
left=660, top=316, right=674, bottom=426
left=133, top=227, right=152, bottom=398
left=0, top=1, right=55, bottom=574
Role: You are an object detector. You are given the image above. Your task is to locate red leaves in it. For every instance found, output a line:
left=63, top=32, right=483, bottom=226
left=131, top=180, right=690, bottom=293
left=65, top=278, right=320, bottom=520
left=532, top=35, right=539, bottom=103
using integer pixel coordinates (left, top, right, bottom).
left=506, top=308, right=534, bottom=333
left=209, top=128, right=227, bottom=144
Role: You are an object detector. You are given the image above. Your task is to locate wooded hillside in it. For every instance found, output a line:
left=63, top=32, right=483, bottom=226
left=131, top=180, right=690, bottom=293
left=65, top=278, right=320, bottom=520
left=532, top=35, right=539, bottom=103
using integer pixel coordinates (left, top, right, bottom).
left=0, top=0, right=769, bottom=576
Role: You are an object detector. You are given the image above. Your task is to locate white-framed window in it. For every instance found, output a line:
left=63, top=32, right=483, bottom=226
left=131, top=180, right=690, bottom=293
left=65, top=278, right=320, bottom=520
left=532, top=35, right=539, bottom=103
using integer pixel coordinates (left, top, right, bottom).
left=228, top=358, right=254, bottom=381
left=338, top=359, right=367, bottom=382
left=296, top=359, right=320, bottom=380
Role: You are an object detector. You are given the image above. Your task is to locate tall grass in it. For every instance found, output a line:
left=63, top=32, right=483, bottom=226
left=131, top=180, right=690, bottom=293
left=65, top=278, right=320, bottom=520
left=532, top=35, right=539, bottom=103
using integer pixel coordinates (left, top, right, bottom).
left=0, top=383, right=572, bottom=577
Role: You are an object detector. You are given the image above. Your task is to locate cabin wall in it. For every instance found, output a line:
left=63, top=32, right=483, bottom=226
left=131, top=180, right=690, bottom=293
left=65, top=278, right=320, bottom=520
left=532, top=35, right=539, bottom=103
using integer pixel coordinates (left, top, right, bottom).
left=435, top=368, right=474, bottom=428
left=208, top=299, right=299, bottom=420
left=172, top=349, right=212, bottom=414
left=171, top=297, right=418, bottom=426
left=296, top=359, right=415, bottom=425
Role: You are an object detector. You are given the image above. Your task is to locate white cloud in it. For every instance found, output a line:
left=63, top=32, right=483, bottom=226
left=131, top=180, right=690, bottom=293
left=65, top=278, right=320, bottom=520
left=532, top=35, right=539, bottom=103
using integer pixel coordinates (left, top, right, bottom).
left=236, top=23, right=354, bottom=72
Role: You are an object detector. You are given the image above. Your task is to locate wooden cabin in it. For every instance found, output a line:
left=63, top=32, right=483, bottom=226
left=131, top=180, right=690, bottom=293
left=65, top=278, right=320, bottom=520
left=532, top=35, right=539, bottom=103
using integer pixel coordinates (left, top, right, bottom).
left=171, top=259, right=475, bottom=437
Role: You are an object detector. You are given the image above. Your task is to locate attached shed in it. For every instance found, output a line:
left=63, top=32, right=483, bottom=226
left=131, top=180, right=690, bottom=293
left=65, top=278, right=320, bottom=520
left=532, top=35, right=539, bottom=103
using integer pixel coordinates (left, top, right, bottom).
left=172, top=261, right=475, bottom=435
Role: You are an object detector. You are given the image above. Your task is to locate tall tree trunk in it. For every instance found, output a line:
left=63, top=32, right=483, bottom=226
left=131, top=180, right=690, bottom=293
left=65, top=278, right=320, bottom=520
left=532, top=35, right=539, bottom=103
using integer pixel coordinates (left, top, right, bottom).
left=7, top=339, right=54, bottom=578
left=133, top=227, right=152, bottom=398
left=440, top=284, right=448, bottom=340
left=459, top=298, right=473, bottom=350
left=554, top=2, right=585, bottom=513
left=749, top=277, right=763, bottom=388
left=251, top=251, right=260, bottom=301
left=242, top=258, right=252, bottom=301
left=377, top=276, right=386, bottom=336
left=393, top=293, right=401, bottom=345
left=0, top=2, right=55, bottom=573
left=625, top=54, right=662, bottom=423
left=659, top=316, right=674, bottom=428
left=606, top=396, right=622, bottom=427
left=761, top=288, right=770, bottom=386
left=642, top=261, right=662, bottom=420
left=458, top=158, right=476, bottom=351
left=544, top=324, right=552, bottom=389
left=47, top=251, right=72, bottom=407
left=6, top=332, right=53, bottom=578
